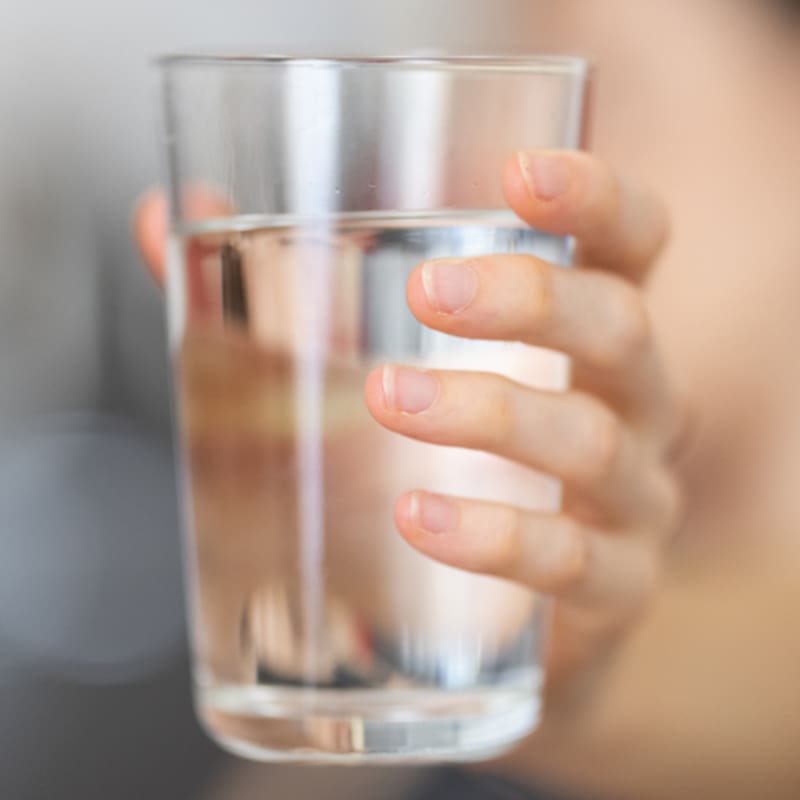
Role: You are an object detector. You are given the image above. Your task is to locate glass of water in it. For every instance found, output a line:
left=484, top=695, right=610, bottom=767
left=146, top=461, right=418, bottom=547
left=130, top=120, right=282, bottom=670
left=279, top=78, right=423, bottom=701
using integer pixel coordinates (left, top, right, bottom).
left=159, top=54, right=588, bottom=763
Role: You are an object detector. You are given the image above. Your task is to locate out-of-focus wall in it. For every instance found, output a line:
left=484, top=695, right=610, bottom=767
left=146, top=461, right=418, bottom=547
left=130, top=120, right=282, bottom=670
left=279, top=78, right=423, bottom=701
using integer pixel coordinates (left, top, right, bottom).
left=0, top=3, right=539, bottom=798
left=0, top=0, right=541, bottom=428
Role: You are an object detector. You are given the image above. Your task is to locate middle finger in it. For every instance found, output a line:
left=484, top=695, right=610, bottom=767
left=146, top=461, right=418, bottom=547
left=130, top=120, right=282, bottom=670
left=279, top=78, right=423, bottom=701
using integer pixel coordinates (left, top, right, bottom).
left=365, top=367, right=673, bottom=526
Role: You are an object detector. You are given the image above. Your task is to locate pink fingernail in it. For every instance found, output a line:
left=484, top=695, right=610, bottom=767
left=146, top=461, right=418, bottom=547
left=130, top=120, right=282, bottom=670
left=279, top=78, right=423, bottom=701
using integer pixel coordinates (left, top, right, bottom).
left=411, top=491, right=458, bottom=534
left=382, top=366, right=438, bottom=414
left=422, top=260, right=479, bottom=314
left=518, top=151, right=570, bottom=201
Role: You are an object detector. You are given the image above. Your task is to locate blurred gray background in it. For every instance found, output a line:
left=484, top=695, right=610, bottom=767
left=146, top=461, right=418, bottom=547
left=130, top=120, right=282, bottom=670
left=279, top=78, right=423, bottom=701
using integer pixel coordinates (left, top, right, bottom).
left=0, top=1, right=540, bottom=797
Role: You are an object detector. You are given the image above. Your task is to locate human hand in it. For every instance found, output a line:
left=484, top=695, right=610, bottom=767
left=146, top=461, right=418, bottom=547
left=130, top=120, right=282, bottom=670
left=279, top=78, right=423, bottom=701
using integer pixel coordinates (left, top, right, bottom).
left=133, top=150, right=683, bottom=686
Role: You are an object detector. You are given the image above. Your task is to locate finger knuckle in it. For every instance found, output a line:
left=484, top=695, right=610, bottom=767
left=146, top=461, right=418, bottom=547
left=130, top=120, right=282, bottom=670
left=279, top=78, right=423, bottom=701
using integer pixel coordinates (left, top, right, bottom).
left=537, top=519, right=590, bottom=594
left=524, top=257, right=557, bottom=333
left=484, top=507, right=525, bottom=577
left=596, top=283, right=651, bottom=370
left=577, top=156, right=624, bottom=238
left=616, top=177, right=671, bottom=268
left=483, top=378, right=517, bottom=451
left=567, top=397, right=624, bottom=485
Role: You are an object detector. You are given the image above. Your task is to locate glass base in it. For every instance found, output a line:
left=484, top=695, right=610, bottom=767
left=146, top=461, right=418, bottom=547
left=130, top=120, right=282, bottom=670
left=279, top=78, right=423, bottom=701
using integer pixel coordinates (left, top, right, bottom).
left=197, top=684, right=540, bottom=764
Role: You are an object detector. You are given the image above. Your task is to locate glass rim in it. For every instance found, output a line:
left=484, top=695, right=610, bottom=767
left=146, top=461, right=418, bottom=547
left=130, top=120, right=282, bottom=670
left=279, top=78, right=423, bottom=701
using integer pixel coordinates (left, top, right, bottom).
left=157, top=52, right=589, bottom=76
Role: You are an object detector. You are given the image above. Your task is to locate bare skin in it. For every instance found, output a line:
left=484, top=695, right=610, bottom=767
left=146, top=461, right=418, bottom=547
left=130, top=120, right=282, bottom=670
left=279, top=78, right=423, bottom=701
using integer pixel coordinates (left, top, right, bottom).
left=135, top=149, right=680, bottom=684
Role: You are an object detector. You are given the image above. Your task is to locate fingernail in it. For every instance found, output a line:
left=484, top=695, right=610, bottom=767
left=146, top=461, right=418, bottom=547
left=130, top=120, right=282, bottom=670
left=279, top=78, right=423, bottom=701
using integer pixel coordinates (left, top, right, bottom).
left=518, top=151, right=570, bottom=202
left=382, top=366, right=438, bottom=414
left=411, top=491, right=459, bottom=534
left=422, top=259, right=479, bottom=314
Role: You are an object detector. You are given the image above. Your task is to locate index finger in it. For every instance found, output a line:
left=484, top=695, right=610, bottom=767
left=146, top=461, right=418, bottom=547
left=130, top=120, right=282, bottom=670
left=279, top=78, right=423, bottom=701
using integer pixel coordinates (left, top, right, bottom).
left=503, top=150, right=670, bottom=283
left=131, top=187, right=233, bottom=288
left=132, top=189, right=168, bottom=286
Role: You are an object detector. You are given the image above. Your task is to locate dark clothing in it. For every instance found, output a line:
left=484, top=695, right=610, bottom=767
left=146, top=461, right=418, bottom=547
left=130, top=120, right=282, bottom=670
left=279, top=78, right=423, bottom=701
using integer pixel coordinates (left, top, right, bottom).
left=409, top=768, right=580, bottom=800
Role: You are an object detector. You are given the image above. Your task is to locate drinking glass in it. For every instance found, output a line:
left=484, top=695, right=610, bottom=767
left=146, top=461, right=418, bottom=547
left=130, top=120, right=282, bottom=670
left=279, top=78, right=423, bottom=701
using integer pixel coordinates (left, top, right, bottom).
left=159, top=53, right=588, bottom=763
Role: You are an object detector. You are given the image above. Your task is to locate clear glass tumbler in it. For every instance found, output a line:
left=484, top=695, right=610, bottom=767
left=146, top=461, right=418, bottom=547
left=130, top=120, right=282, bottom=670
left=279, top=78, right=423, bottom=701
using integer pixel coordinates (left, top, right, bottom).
left=159, top=54, right=588, bottom=763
